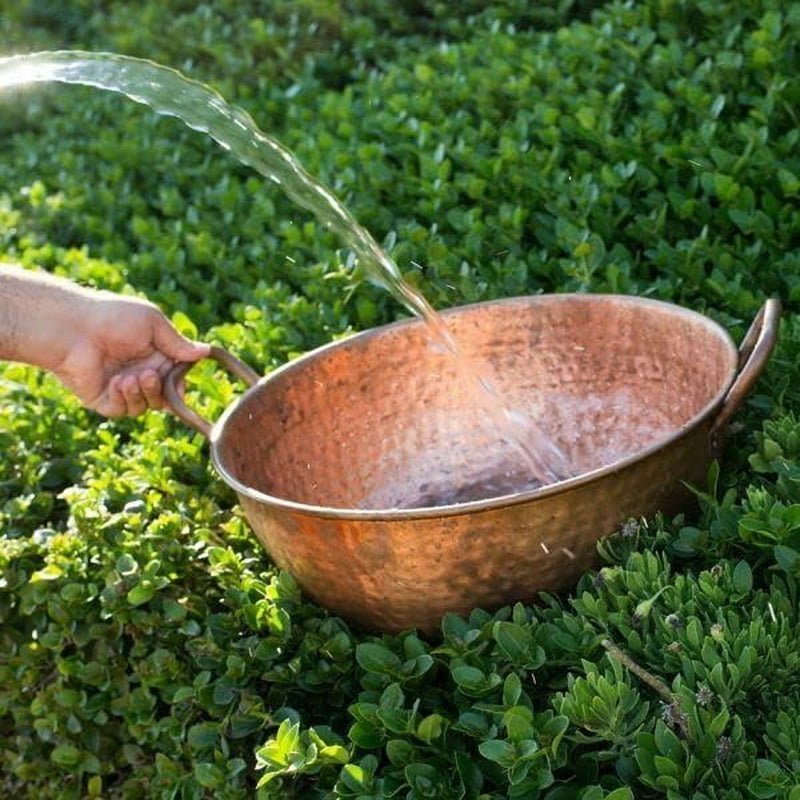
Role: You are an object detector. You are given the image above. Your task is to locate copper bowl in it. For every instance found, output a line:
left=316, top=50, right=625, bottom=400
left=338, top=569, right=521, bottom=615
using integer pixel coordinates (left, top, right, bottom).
left=165, top=295, right=780, bottom=635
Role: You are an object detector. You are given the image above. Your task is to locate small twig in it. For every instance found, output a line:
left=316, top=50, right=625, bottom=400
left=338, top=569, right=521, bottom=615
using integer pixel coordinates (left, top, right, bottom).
left=29, top=668, right=59, bottom=695
left=601, top=638, right=692, bottom=741
left=601, top=638, right=673, bottom=702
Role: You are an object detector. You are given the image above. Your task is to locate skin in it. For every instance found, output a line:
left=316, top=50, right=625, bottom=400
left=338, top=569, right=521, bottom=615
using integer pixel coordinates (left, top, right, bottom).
left=0, top=263, right=210, bottom=417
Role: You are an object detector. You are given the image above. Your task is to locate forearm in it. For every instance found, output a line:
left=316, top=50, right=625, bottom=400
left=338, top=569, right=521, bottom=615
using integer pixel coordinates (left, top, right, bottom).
left=0, top=264, right=91, bottom=372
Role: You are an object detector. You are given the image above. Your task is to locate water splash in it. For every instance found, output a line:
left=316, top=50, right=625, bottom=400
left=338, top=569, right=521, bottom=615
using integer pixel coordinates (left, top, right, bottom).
left=0, top=50, right=568, bottom=488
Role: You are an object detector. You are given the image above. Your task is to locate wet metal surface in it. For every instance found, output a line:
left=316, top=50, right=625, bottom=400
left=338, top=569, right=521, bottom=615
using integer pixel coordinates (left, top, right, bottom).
left=166, top=295, right=779, bottom=634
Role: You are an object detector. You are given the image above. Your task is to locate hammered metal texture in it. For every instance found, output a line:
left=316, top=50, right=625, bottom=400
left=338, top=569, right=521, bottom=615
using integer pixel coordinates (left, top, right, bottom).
left=213, top=295, right=742, bottom=634
left=238, top=424, right=709, bottom=636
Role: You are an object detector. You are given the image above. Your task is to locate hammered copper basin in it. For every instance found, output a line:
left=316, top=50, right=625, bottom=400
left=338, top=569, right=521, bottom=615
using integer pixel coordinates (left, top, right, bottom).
left=166, top=295, right=779, bottom=635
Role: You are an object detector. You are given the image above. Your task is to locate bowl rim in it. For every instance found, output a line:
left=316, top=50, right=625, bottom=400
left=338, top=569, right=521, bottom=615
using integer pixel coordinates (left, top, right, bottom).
left=209, top=293, right=739, bottom=520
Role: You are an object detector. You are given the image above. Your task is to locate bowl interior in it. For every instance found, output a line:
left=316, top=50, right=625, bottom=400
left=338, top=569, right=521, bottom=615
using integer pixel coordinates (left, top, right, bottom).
left=214, top=295, right=737, bottom=510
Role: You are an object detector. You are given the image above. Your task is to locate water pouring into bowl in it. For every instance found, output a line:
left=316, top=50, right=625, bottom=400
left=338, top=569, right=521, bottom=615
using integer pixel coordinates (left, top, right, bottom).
left=0, top=50, right=568, bottom=495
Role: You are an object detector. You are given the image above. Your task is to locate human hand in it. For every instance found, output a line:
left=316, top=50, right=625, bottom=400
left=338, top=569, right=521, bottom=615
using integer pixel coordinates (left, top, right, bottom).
left=53, top=293, right=210, bottom=418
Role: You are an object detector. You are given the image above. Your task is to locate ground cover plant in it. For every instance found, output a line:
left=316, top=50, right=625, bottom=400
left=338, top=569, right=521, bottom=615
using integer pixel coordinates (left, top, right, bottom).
left=2, top=0, right=800, bottom=796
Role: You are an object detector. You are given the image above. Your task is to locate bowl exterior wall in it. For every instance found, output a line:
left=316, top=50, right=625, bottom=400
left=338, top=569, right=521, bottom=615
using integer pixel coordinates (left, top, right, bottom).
left=237, top=420, right=713, bottom=635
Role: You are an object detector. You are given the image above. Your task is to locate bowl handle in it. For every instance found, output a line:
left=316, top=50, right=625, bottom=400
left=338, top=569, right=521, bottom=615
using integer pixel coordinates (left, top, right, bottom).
left=710, top=298, right=781, bottom=451
left=164, top=346, right=259, bottom=438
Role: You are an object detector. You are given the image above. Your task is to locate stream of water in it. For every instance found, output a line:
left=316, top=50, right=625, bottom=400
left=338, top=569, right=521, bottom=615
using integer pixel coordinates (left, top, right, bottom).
left=0, top=50, right=569, bottom=496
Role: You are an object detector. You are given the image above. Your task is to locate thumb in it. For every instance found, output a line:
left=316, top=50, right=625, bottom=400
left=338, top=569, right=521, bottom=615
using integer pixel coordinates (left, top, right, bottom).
left=152, top=313, right=211, bottom=362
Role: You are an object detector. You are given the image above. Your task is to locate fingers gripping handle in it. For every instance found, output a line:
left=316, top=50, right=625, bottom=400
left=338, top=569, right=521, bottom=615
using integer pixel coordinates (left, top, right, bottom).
left=164, top=346, right=259, bottom=438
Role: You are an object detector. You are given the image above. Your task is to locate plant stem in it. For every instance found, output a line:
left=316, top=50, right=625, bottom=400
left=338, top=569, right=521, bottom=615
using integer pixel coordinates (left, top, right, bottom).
left=601, top=638, right=692, bottom=740
left=601, top=639, right=673, bottom=703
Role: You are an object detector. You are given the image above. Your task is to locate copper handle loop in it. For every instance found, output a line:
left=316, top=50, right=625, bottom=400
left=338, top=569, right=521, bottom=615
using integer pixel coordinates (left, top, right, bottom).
left=163, top=345, right=259, bottom=439
left=710, top=298, right=781, bottom=448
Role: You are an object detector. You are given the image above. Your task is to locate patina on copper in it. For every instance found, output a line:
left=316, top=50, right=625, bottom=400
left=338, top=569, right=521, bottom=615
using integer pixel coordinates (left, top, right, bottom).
left=165, top=295, right=780, bottom=636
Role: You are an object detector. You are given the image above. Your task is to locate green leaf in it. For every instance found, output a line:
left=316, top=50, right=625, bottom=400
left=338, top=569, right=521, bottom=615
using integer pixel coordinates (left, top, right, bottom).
left=187, top=722, right=219, bottom=751
left=115, top=553, right=138, bottom=575
left=684, top=618, right=702, bottom=649
left=452, top=664, right=501, bottom=696
left=163, top=597, right=187, bottom=621
left=405, top=653, right=434, bottom=678
left=50, top=744, right=82, bottom=769
left=504, top=673, right=523, bottom=707
left=30, top=564, right=64, bottom=583
left=478, top=739, right=516, bottom=768
left=172, top=309, right=198, bottom=339
left=126, top=583, right=155, bottom=606
left=654, top=721, right=683, bottom=762
left=356, top=643, right=402, bottom=675
left=455, top=750, right=484, bottom=798
left=709, top=707, right=730, bottom=737
left=732, top=560, right=753, bottom=593
left=748, top=779, right=780, bottom=799
left=379, top=684, right=404, bottom=712
left=441, top=613, right=470, bottom=642
left=55, top=689, right=83, bottom=708
left=757, top=759, right=783, bottom=778
left=494, top=621, right=540, bottom=666
left=508, top=758, right=531, bottom=786
left=318, top=743, right=349, bottom=763
left=194, top=762, right=224, bottom=789
left=503, top=706, right=534, bottom=742
left=338, top=762, right=370, bottom=793
left=775, top=545, right=800, bottom=572
left=228, top=713, right=265, bottom=739
left=348, top=721, right=383, bottom=749
left=606, top=790, right=634, bottom=800
left=453, top=665, right=485, bottom=688
left=576, top=107, right=596, bottom=130
left=653, top=754, right=680, bottom=778
left=416, top=713, right=444, bottom=743
left=414, top=64, right=434, bottom=83
left=386, top=739, right=416, bottom=767
left=376, top=707, right=412, bottom=734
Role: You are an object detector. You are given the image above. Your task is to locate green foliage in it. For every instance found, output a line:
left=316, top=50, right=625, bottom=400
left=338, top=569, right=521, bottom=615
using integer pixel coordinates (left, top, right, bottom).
left=3, top=0, right=800, bottom=797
